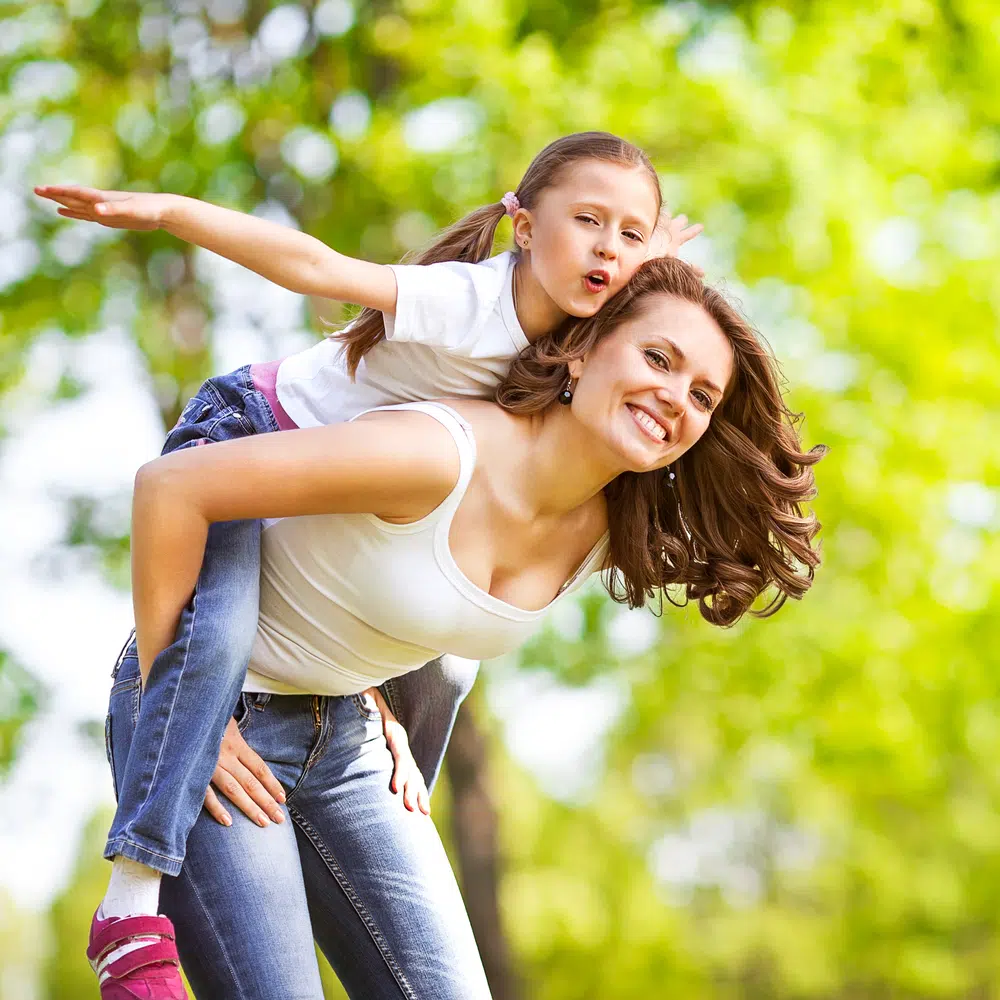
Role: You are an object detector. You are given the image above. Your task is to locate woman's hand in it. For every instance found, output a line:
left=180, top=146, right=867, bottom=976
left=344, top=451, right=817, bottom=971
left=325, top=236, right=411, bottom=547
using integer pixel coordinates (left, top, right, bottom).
left=33, top=184, right=174, bottom=230
left=204, top=716, right=288, bottom=828
left=367, top=687, right=430, bottom=816
left=647, top=209, right=704, bottom=265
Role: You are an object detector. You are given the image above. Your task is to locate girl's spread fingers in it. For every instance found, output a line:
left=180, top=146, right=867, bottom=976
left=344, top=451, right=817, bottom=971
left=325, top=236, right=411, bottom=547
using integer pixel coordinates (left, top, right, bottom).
left=203, top=786, right=233, bottom=827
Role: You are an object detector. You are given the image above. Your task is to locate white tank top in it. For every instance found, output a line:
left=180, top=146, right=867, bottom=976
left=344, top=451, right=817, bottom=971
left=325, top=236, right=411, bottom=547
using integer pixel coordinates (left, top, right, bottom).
left=244, top=402, right=609, bottom=696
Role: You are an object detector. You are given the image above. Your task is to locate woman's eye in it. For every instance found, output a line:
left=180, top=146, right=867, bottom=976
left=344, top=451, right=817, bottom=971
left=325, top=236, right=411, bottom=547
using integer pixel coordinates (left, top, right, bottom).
left=624, top=230, right=643, bottom=242
left=693, top=390, right=714, bottom=411
left=645, top=349, right=669, bottom=369
left=576, top=215, right=598, bottom=225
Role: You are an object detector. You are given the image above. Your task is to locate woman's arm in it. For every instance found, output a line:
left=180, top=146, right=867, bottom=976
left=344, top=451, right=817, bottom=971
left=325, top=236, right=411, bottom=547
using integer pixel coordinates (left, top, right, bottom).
left=33, top=185, right=397, bottom=311
left=131, top=411, right=459, bottom=681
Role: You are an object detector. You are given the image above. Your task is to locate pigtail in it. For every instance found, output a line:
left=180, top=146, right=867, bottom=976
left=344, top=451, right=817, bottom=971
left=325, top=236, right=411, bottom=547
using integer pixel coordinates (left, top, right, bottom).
left=335, top=202, right=508, bottom=377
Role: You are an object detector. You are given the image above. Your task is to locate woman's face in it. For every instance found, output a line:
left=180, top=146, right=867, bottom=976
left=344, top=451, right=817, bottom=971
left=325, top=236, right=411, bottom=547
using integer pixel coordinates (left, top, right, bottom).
left=568, top=293, right=734, bottom=474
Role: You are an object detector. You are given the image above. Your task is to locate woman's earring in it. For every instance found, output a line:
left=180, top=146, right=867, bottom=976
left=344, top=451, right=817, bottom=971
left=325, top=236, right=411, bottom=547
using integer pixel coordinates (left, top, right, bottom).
left=558, top=376, right=573, bottom=405
left=666, top=465, right=676, bottom=488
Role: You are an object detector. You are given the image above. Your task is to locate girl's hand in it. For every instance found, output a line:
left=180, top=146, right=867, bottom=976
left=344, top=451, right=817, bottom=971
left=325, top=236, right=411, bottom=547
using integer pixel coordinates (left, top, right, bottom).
left=647, top=209, right=704, bottom=264
left=33, top=184, right=174, bottom=231
left=367, top=686, right=430, bottom=816
left=204, top=716, right=288, bottom=828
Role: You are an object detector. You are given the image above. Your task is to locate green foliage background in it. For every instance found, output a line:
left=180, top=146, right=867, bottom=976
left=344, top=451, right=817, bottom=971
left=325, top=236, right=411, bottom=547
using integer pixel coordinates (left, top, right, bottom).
left=1, top=0, right=997, bottom=997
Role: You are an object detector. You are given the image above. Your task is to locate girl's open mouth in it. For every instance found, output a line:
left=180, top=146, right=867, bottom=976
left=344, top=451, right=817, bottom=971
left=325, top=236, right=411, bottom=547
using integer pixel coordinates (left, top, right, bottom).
left=583, top=270, right=610, bottom=294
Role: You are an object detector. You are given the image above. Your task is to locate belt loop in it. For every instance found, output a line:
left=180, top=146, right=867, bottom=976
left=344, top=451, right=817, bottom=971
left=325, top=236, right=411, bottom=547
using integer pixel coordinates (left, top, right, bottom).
left=111, top=629, right=136, bottom=678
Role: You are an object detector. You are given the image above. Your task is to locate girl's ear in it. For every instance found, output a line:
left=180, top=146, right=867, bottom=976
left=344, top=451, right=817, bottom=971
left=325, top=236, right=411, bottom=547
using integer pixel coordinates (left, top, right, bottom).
left=568, top=357, right=585, bottom=379
left=511, top=210, right=533, bottom=250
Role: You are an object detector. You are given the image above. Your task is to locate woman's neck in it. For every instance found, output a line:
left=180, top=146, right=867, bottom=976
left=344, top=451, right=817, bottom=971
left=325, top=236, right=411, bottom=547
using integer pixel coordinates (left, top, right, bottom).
left=512, top=256, right=569, bottom=342
left=512, top=406, right=627, bottom=519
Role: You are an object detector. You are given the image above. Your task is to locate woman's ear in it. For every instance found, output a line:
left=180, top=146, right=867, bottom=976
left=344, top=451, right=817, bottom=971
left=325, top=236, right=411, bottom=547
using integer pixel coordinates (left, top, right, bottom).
left=568, top=357, right=585, bottom=379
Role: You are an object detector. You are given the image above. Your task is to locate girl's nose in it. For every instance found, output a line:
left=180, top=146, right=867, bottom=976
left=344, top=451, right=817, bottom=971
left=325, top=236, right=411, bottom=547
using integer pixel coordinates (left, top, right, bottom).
left=595, top=233, right=619, bottom=261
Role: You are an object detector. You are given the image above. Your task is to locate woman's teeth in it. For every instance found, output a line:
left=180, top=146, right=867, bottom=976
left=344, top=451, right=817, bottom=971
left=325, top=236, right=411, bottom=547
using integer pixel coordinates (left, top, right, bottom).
left=628, top=404, right=666, bottom=441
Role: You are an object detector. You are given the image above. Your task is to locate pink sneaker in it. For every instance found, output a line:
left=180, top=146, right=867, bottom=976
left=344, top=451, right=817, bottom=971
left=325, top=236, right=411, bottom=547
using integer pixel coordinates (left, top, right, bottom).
left=87, top=908, right=188, bottom=999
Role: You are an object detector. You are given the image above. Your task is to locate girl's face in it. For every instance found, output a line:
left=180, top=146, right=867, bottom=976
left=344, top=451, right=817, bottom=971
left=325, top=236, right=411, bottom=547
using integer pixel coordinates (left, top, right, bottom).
left=515, top=160, right=661, bottom=318
left=568, top=293, right=735, bottom=474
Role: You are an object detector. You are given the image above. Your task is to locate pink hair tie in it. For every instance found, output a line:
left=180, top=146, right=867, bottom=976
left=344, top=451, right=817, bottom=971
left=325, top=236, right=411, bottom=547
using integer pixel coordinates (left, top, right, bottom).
left=501, top=191, right=520, bottom=217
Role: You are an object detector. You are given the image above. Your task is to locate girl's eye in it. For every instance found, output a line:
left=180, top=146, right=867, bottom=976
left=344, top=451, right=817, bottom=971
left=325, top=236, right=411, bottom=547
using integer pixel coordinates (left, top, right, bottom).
left=624, top=230, right=643, bottom=243
left=576, top=215, right=599, bottom=225
left=644, top=349, right=669, bottom=369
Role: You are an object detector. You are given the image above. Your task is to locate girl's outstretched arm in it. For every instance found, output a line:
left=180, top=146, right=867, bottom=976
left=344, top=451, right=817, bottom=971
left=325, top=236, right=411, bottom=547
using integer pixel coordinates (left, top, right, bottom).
left=33, top=185, right=397, bottom=311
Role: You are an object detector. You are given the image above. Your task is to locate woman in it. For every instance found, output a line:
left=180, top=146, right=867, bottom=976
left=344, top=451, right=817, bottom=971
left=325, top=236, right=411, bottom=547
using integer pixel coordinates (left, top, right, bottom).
left=96, top=257, right=824, bottom=999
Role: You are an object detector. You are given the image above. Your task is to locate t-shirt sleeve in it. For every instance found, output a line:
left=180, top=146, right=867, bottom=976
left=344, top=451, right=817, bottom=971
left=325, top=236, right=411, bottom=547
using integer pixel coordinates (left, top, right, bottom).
left=383, top=259, right=500, bottom=351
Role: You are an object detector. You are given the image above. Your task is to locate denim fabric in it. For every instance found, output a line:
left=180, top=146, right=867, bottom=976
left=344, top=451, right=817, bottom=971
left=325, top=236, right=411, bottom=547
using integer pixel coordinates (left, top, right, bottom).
left=103, top=364, right=480, bottom=876
left=108, top=653, right=492, bottom=1000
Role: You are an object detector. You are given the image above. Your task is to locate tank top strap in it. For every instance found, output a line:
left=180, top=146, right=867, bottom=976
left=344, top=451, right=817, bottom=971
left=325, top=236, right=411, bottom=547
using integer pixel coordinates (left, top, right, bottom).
left=350, top=401, right=477, bottom=520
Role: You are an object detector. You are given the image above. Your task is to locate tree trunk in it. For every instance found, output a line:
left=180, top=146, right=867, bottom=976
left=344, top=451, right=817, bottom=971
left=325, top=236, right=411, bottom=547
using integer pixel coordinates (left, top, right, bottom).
left=446, top=697, right=522, bottom=1000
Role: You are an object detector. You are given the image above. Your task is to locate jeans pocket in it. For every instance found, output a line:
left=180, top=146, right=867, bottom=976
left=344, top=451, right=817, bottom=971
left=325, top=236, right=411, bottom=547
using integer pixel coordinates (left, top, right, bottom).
left=351, top=690, right=383, bottom=723
left=233, top=692, right=254, bottom=735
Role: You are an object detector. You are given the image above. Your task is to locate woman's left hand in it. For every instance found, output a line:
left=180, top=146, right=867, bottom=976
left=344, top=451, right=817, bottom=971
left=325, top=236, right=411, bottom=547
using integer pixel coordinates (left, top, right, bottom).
left=365, top=687, right=430, bottom=816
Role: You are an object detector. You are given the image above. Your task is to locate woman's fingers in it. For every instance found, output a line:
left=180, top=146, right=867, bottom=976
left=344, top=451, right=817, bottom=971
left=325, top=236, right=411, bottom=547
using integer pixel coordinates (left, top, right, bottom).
left=229, top=758, right=285, bottom=824
left=203, top=786, right=233, bottom=827
left=238, top=741, right=287, bottom=807
left=212, top=763, right=273, bottom=828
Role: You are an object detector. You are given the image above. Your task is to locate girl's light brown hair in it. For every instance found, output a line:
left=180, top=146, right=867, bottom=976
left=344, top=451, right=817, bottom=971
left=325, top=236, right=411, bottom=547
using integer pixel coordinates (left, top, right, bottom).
left=334, top=131, right=661, bottom=376
left=497, top=256, right=826, bottom=627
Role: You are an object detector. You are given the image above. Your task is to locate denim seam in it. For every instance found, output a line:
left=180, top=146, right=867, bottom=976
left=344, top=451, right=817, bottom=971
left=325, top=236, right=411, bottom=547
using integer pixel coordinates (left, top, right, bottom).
left=184, top=854, right=247, bottom=999
left=289, top=806, right=416, bottom=1000
left=381, top=677, right=402, bottom=724
left=117, top=575, right=203, bottom=859
left=103, top=837, right=184, bottom=874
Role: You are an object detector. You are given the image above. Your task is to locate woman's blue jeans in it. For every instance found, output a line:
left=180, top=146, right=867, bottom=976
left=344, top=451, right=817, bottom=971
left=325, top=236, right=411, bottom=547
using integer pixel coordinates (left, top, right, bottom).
left=107, top=652, right=492, bottom=999
left=103, top=365, right=480, bottom=876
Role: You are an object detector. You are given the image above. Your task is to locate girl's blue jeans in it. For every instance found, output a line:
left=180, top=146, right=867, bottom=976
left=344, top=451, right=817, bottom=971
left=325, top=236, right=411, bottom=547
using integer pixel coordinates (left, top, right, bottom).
left=103, top=364, right=479, bottom=876
left=108, top=651, right=492, bottom=999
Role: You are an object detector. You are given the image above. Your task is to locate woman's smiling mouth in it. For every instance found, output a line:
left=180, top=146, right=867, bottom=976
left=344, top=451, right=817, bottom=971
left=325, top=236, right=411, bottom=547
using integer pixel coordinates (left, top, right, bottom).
left=626, top=403, right=668, bottom=442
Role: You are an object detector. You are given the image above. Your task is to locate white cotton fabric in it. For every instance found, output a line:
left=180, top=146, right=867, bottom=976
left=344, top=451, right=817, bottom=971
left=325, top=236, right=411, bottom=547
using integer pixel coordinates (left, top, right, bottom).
left=274, top=252, right=528, bottom=429
left=243, top=403, right=609, bottom=697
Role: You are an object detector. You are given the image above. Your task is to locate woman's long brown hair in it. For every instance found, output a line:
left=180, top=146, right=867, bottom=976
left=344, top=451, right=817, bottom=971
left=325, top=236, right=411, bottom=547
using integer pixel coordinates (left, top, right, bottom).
left=333, top=131, right=660, bottom=376
left=496, top=256, right=826, bottom=627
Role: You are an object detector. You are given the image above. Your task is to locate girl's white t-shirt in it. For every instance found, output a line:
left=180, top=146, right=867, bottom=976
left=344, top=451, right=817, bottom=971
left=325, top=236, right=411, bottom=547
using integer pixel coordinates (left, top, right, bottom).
left=275, top=251, right=527, bottom=429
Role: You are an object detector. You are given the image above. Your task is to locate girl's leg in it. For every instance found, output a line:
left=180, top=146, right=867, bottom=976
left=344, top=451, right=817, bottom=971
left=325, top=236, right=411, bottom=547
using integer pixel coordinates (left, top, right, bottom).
left=108, top=655, right=326, bottom=999
left=291, top=693, right=493, bottom=1000
left=381, top=654, right=480, bottom=793
left=104, top=366, right=280, bottom=877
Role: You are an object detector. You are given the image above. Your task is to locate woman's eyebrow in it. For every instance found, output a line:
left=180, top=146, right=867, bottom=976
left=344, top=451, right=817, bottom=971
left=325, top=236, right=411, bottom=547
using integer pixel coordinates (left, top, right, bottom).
left=661, top=337, right=724, bottom=398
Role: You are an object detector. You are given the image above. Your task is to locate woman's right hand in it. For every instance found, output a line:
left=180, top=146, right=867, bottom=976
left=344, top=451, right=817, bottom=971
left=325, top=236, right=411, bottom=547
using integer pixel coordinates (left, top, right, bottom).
left=204, top=716, right=288, bottom=828
left=33, top=184, right=174, bottom=230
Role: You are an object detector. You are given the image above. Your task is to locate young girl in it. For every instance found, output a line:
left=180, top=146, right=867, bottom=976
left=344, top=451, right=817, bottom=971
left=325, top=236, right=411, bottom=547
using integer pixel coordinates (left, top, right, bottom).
left=37, top=131, right=702, bottom=998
